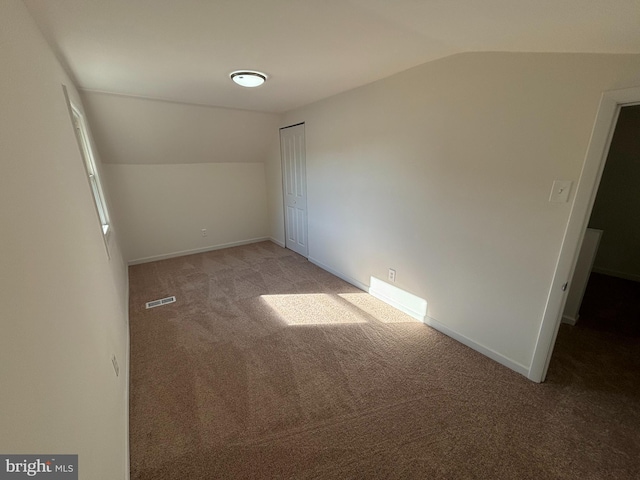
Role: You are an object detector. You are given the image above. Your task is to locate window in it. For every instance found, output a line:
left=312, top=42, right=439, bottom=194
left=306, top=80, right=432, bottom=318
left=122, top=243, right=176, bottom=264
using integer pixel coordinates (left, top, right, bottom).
left=69, top=100, right=111, bottom=240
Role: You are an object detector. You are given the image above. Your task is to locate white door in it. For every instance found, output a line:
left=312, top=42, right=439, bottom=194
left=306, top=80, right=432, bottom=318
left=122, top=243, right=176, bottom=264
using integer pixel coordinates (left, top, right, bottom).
left=280, top=123, right=308, bottom=257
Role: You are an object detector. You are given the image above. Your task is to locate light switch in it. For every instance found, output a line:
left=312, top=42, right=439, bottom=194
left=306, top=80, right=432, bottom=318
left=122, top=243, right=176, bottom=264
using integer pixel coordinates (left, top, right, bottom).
left=549, top=180, right=572, bottom=203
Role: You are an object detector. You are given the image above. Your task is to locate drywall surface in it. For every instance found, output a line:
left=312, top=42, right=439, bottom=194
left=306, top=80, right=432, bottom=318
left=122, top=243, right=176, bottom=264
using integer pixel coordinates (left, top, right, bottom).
left=588, top=105, right=640, bottom=281
left=81, top=92, right=280, bottom=262
left=104, top=163, right=269, bottom=262
left=275, top=52, right=640, bottom=371
left=266, top=130, right=286, bottom=246
left=81, top=91, right=281, bottom=165
left=0, top=1, right=129, bottom=478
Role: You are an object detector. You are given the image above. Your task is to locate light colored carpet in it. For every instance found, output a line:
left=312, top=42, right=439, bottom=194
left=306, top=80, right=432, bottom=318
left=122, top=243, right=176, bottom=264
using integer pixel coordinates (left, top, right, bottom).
left=128, top=241, right=640, bottom=479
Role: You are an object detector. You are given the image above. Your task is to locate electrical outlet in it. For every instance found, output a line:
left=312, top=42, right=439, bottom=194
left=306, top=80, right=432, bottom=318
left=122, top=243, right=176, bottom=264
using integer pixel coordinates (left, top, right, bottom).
left=388, top=268, right=396, bottom=283
left=111, top=354, right=119, bottom=377
left=201, top=228, right=207, bottom=237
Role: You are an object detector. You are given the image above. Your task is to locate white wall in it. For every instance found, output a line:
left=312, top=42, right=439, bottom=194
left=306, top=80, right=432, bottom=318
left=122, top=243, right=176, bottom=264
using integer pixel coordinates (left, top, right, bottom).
left=271, top=52, right=640, bottom=372
left=588, top=105, right=640, bottom=281
left=0, top=1, right=129, bottom=478
left=266, top=130, right=286, bottom=246
left=81, top=92, right=282, bottom=262
left=81, top=92, right=281, bottom=165
left=104, top=163, right=269, bottom=262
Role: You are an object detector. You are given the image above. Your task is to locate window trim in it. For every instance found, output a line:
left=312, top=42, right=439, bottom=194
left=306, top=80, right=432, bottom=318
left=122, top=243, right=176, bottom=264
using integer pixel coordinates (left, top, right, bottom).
left=63, top=86, right=112, bottom=258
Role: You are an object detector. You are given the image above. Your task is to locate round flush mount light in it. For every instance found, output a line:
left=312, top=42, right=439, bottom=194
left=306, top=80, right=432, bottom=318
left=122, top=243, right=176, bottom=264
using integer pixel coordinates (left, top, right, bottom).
left=230, top=70, right=267, bottom=87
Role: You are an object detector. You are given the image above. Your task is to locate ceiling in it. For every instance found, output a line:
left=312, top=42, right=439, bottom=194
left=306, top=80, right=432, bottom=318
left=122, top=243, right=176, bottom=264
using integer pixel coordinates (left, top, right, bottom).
left=24, top=0, right=640, bottom=113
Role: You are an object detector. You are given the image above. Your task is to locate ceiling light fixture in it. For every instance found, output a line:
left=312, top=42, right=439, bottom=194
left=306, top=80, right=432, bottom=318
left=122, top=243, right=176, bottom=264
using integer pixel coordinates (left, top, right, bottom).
left=230, top=70, right=267, bottom=88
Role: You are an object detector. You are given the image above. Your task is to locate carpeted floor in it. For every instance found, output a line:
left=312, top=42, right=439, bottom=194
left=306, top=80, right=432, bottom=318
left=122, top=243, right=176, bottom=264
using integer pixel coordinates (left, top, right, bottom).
left=128, top=242, right=640, bottom=479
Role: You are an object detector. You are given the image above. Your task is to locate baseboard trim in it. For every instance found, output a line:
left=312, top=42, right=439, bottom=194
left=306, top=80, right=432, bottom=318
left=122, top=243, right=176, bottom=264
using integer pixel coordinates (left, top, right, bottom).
left=368, top=277, right=427, bottom=322
left=269, top=237, right=285, bottom=248
left=124, top=273, right=130, bottom=480
left=124, top=313, right=130, bottom=480
left=369, top=289, right=424, bottom=322
left=591, top=267, right=640, bottom=283
left=127, top=237, right=270, bottom=265
left=300, top=256, right=530, bottom=379
left=561, top=314, right=578, bottom=326
left=307, top=257, right=369, bottom=292
left=424, top=316, right=530, bottom=377
left=307, top=259, right=426, bottom=321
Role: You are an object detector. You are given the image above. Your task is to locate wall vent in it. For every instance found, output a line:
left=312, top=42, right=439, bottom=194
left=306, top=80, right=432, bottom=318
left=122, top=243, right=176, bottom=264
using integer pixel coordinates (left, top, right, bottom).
left=145, top=296, right=176, bottom=309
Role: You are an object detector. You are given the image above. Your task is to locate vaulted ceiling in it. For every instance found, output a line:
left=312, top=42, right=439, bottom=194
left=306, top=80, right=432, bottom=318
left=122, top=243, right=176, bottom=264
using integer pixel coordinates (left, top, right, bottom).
left=24, top=0, right=640, bottom=112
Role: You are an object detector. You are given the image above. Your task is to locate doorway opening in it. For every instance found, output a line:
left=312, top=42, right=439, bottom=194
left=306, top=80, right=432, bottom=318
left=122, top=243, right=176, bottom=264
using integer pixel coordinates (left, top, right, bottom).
left=547, top=105, right=640, bottom=387
left=566, top=105, right=640, bottom=335
left=530, top=86, right=640, bottom=382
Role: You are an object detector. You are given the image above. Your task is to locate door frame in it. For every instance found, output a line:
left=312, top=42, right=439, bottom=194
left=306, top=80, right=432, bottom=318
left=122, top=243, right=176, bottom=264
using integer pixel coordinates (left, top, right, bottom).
left=279, top=122, right=308, bottom=257
left=529, top=85, right=640, bottom=383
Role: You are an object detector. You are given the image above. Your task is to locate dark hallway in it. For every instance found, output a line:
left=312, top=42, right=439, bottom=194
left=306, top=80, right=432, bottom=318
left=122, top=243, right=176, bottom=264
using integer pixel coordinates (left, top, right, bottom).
left=577, top=273, right=640, bottom=337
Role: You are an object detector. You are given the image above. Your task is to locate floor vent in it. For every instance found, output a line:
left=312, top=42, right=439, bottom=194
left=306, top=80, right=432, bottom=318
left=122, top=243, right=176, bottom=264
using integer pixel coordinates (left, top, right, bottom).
left=145, top=296, right=176, bottom=309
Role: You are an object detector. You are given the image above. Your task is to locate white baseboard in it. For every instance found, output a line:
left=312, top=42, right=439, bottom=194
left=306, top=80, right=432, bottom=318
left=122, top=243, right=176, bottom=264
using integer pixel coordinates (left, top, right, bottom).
left=368, top=277, right=427, bottom=322
left=127, top=237, right=270, bottom=265
left=307, top=259, right=424, bottom=322
left=307, top=257, right=369, bottom=292
left=591, top=267, right=640, bottom=283
left=124, top=274, right=130, bottom=480
left=269, top=237, right=285, bottom=248
left=561, top=314, right=578, bottom=326
left=424, top=316, right=530, bottom=377
left=308, top=257, right=529, bottom=378
left=124, top=315, right=130, bottom=480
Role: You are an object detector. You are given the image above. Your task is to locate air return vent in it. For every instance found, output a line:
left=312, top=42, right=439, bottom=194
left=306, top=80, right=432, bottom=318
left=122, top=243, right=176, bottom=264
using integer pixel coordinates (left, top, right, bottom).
left=145, top=296, right=176, bottom=309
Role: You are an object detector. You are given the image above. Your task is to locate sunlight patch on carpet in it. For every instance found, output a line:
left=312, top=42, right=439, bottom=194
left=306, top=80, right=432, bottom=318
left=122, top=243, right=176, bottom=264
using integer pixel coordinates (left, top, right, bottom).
left=261, top=294, right=368, bottom=325
left=261, top=292, right=422, bottom=325
left=338, top=293, right=422, bottom=323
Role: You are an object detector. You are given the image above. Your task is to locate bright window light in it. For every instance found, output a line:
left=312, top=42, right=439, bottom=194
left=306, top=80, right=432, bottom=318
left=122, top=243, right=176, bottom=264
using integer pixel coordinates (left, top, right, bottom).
left=68, top=98, right=111, bottom=255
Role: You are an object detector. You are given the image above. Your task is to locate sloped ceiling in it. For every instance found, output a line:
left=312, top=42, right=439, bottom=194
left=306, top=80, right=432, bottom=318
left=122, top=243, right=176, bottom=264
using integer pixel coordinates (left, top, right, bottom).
left=23, top=0, right=640, bottom=112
